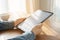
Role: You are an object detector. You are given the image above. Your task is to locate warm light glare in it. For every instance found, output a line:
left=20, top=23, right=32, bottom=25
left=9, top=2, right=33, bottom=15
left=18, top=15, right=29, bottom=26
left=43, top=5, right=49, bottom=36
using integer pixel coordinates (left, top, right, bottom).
left=8, top=0, right=27, bottom=21
left=0, top=0, right=27, bottom=21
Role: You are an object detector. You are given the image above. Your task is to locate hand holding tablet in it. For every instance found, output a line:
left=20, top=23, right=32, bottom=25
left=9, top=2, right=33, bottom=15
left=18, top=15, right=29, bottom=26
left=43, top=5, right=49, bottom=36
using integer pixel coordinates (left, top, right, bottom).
left=18, top=10, right=53, bottom=32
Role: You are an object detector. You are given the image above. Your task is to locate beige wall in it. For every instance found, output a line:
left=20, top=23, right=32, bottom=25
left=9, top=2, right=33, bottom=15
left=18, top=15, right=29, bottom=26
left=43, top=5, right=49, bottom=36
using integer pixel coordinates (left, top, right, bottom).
left=26, top=0, right=53, bottom=13
left=32, top=0, right=40, bottom=11
left=32, top=0, right=53, bottom=11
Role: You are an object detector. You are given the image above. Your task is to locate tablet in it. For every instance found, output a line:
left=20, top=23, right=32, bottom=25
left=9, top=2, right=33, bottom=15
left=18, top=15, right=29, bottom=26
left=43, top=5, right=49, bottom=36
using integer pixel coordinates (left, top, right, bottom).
left=18, top=10, right=53, bottom=32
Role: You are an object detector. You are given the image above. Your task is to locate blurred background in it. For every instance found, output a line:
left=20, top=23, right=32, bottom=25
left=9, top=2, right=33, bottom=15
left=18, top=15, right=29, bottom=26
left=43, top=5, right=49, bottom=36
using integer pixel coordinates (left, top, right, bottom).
left=0, top=0, right=60, bottom=40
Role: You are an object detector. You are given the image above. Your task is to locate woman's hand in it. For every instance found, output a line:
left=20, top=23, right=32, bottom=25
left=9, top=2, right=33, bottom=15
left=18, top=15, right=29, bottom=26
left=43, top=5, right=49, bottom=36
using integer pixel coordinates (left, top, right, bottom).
left=32, top=23, right=43, bottom=35
left=14, top=18, right=26, bottom=27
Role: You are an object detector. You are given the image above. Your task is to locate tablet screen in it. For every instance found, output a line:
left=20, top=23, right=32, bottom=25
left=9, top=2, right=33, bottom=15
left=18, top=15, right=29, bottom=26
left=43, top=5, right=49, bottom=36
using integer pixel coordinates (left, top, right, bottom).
left=18, top=10, right=53, bottom=32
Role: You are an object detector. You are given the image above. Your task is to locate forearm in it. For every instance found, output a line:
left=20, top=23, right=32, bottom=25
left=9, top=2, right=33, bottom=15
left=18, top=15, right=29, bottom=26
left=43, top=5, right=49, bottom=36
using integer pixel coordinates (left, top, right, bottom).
left=0, top=21, right=14, bottom=31
left=0, top=18, right=26, bottom=31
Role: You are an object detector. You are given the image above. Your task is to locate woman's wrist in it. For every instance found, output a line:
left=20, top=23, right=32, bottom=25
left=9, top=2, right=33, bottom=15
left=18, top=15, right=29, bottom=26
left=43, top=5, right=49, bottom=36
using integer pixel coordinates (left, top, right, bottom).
left=14, top=18, right=26, bottom=27
left=32, top=23, right=42, bottom=35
